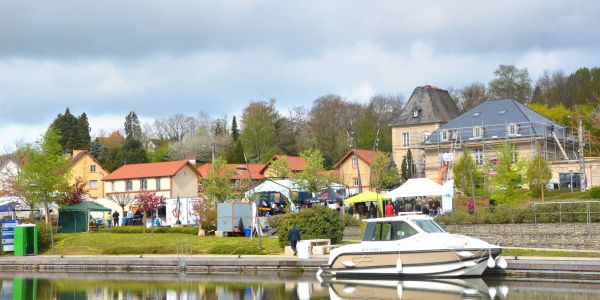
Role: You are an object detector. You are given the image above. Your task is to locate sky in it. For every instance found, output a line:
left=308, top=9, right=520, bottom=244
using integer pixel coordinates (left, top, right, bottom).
left=1, top=0, right=599, bottom=151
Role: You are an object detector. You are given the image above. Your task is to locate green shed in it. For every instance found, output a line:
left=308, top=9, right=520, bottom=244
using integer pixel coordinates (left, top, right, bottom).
left=58, top=202, right=111, bottom=233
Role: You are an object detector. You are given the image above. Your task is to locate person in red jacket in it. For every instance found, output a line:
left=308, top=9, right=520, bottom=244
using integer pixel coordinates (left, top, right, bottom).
left=385, top=201, right=394, bottom=217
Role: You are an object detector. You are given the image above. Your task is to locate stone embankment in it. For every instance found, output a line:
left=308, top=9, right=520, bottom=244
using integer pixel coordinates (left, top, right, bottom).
left=446, top=223, right=600, bottom=250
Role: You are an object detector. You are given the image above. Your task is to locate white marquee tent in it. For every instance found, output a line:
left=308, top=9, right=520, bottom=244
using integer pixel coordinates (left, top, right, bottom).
left=384, top=178, right=443, bottom=199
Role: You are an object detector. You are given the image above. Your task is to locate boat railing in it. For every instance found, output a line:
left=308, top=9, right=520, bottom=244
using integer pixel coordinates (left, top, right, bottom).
left=532, top=200, right=600, bottom=224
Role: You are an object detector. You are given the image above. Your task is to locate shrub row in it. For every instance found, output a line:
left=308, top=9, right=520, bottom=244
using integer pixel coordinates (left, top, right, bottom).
left=436, top=203, right=600, bottom=225
left=109, top=226, right=198, bottom=234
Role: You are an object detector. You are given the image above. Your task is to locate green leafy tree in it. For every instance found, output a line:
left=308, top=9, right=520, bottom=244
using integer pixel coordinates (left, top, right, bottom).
left=17, top=128, right=71, bottom=221
left=201, top=157, right=234, bottom=202
left=121, top=139, right=148, bottom=165
left=124, top=111, right=142, bottom=141
left=370, top=152, right=400, bottom=191
left=231, top=115, right=240, bottom=141
left=277, top=205, right=344, bottom=247
left=491, top=143, right=526, bottom=205
left=295, top=149, right=334, bottom=194
left=526, top=153, right=552, bottom=201
left=269, top=157, right=292, bottom=179
left=147, top=143, right=170, bottom=162
left=240, top=100, right=278, bottom=162
left=452, top=150, right=483, bottom=197
left=400, top=149, right=415, bottom=181
left=489, top=65, right=533, bottom=104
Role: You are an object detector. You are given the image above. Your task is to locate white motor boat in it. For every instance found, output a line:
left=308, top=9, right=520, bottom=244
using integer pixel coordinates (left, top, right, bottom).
left=318, top=213, right=505, bottom=278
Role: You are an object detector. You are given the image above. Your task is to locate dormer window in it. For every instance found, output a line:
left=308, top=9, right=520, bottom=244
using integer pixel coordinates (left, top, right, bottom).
left=441, top=130, right=449, bottom=141
left=507, top=123, right=519, bottom=136
left=412, top=107, right=420, bottom=118
left=473, top=126, right=483, bottom=139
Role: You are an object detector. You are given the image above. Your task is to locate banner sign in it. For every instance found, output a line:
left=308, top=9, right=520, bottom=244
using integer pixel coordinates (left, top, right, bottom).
left=1, top=220, right=18, bottom=252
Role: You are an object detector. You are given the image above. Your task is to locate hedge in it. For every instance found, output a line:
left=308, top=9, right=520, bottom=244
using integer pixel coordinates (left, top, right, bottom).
left=109, top=226, right=199, bottom=234
left=277, top=205, right=345, bottom=247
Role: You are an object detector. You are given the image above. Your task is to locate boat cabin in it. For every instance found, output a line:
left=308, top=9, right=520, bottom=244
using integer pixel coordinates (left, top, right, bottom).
left=362, top=215, right=446, bottom=242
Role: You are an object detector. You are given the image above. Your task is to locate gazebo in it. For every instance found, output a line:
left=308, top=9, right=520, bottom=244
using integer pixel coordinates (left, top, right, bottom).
left=343, top=191, right=389, bottom=214
left=58, top=202, right=111, bottom=233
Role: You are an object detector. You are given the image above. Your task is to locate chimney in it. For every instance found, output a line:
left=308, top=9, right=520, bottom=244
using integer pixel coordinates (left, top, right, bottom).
left=185, top=154, right=197, bottom=166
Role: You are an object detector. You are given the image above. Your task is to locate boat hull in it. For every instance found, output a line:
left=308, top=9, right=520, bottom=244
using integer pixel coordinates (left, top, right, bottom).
left=321, top=248, right=501, bottom=278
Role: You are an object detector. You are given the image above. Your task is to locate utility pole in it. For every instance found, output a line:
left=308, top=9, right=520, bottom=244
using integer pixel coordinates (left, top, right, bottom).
left=578, top=114, right=587, bottom=191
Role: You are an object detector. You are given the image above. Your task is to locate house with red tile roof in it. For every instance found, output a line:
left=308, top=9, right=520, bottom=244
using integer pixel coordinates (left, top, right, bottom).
left=197, top=163, right=266, bottom=182
left=102, top=160, right=200, bottom=199
left=260, top=155, right=307, bottom=178
left=68, top=150, right=109, bottom=199
left=334, top=149, right=379, bottom=193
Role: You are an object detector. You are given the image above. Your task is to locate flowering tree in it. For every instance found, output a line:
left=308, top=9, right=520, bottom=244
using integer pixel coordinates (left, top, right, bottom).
left=62, top=177, right=88, bottom=206
left=134, top=192, right=165, bottom=233
left=192, top=196, right=217, bottom=231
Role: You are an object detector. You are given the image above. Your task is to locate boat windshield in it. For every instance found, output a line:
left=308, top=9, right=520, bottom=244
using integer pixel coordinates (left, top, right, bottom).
left=413, top=219, right=446, bottom=233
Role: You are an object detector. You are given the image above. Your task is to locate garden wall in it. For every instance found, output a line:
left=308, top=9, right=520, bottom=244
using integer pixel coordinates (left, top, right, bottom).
left=446, top=223, right=600, bottom=250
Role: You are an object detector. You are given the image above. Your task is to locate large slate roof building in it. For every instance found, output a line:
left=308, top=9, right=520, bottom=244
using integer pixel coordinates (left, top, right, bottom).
left=391, top=85, right=461, bottom=177
left=421, top=98, right=579, bottom=184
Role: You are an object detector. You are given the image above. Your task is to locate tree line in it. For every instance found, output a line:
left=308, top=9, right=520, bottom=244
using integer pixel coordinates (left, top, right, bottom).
left=38, top=64, right=600, bottom=173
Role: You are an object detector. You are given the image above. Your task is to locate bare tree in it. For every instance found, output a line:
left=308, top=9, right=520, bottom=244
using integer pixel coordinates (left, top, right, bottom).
left=107, top=193, right=134, bottom=217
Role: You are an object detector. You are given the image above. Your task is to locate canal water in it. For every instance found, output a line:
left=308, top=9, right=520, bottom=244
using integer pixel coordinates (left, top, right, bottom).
left=1, top=272, right=599, bottom=299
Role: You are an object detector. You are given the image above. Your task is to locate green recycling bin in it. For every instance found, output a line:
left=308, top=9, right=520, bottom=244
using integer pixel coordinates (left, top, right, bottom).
left=14, top=224, right=38, bottom=256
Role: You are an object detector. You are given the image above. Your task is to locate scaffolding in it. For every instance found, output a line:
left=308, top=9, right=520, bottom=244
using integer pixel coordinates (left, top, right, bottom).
left=398, top=121, right=581, bottom=182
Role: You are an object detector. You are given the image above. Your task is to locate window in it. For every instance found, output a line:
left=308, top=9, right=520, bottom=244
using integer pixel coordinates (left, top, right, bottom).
left=141, top=179, right=148, bottom=190
left=423, top=132, right=430, bottom=143
left=364, top=221, right=418, bottom=241
left=402, top=133, right=410, bottom=147
left=511, top=150, right=518, bottom=163
left=422, top=154, right=426, bottom=165
left=413, top=220, right=446, bottom=233
left=89, top=180, right=98, bottom=190
left=352, top=158, right=358, bottom=168
left=441, top=130, right=449, bottom=141
left=126, top=180, right=133, bottom=191
left=353, top=177, right=359, bottom=187
left=90, top=165, right=96, bottom=173
left=473, top=126, right=483, bottom=139
left=156, top=178, right=161, bottom=190
left=473, top=148, right=484, bottom=166
left=413, top=108, right=420, bottom=117
left=507, top=123, right=519, bottom=136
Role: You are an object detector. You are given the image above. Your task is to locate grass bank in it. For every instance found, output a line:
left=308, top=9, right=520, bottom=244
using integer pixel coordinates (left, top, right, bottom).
left=502, top=248, right=600, bottom=258
left=45, top=232, right=282, bottom=255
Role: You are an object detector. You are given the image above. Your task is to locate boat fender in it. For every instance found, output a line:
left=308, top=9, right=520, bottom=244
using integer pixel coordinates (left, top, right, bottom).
left=395, top=257, right=403, bottom=273
left=342, top=261, right=356, bottom=268
left=488, top=287, right=497, bottom=299
left=396, top=283, right=403, bottom=298
left=496, top=257, right=508, bottom=269
left=499, top=285, right=509, bottom=297
left=487, top=256, right=496, bottom=268
left=457, top=251, right=473, bottom=258
left=343, top=286, right=356, bottom=294
left=463, top=261, right=477, bottom=267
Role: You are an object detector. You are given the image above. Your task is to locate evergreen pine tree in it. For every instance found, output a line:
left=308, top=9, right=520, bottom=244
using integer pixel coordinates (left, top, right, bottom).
left=124, top=111, right=142, bottom=141
left=225, top=139, right=245, bottom=164
left=231, top=116, right=240, bottom=141
left=401, top=149, right=414, bottom=181
left=74, top=113, right=91, bottom=150
left=49, top=107, right=78, bottom=153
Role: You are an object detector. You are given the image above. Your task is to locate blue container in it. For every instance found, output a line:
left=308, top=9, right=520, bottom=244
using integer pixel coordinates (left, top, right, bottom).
left=244, top=228, right=251, bottom=237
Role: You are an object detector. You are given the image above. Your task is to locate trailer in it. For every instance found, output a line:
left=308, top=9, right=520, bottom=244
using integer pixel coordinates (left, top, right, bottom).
left=217, top=202, right=255, bottom=237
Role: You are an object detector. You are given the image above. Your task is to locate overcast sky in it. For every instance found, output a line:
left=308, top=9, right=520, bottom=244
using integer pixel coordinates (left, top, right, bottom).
left=1, top=0, right=599, bottom=150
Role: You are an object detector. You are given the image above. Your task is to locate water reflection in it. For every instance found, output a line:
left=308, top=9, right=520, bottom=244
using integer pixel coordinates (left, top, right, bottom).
left=0, top=272, right=599, bottom=299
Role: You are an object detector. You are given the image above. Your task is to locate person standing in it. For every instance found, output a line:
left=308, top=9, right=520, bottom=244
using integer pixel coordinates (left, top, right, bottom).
left=385, top=201, right=394, bottom=217
left=288, top=225, right=301, bottom=255
left=368, top=203, right=377, bottom=218
left=468, top=199, right=475, bottom=215
left=112, top=210, right=120, bottom=227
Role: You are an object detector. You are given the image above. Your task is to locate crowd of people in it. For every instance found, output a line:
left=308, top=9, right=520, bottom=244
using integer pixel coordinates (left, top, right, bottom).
left=345, top=198, right=442, bottom=219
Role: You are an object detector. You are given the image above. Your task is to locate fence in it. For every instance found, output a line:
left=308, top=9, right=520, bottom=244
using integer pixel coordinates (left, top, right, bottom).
left=533, top=200, right=600, bottom=224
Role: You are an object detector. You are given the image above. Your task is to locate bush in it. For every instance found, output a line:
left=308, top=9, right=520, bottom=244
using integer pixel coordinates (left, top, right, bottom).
left=109, top=226, right=198, bottom=234
left=277, top=205, right=345, bottom=247
left=36, top=221, right=52, bottom=251
left=342, top=214, right=361, bottom=227
left=591, top=187, right=600, bottom=199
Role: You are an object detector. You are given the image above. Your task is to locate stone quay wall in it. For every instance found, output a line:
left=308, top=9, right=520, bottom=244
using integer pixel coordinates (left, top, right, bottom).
left=446, top=223, right=600, bottom=250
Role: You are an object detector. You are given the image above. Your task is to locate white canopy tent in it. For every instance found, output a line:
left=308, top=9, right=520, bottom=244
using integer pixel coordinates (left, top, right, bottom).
left=245, top=179, right=303, bottom=212
left=384, top=178, right=443, bottom=199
